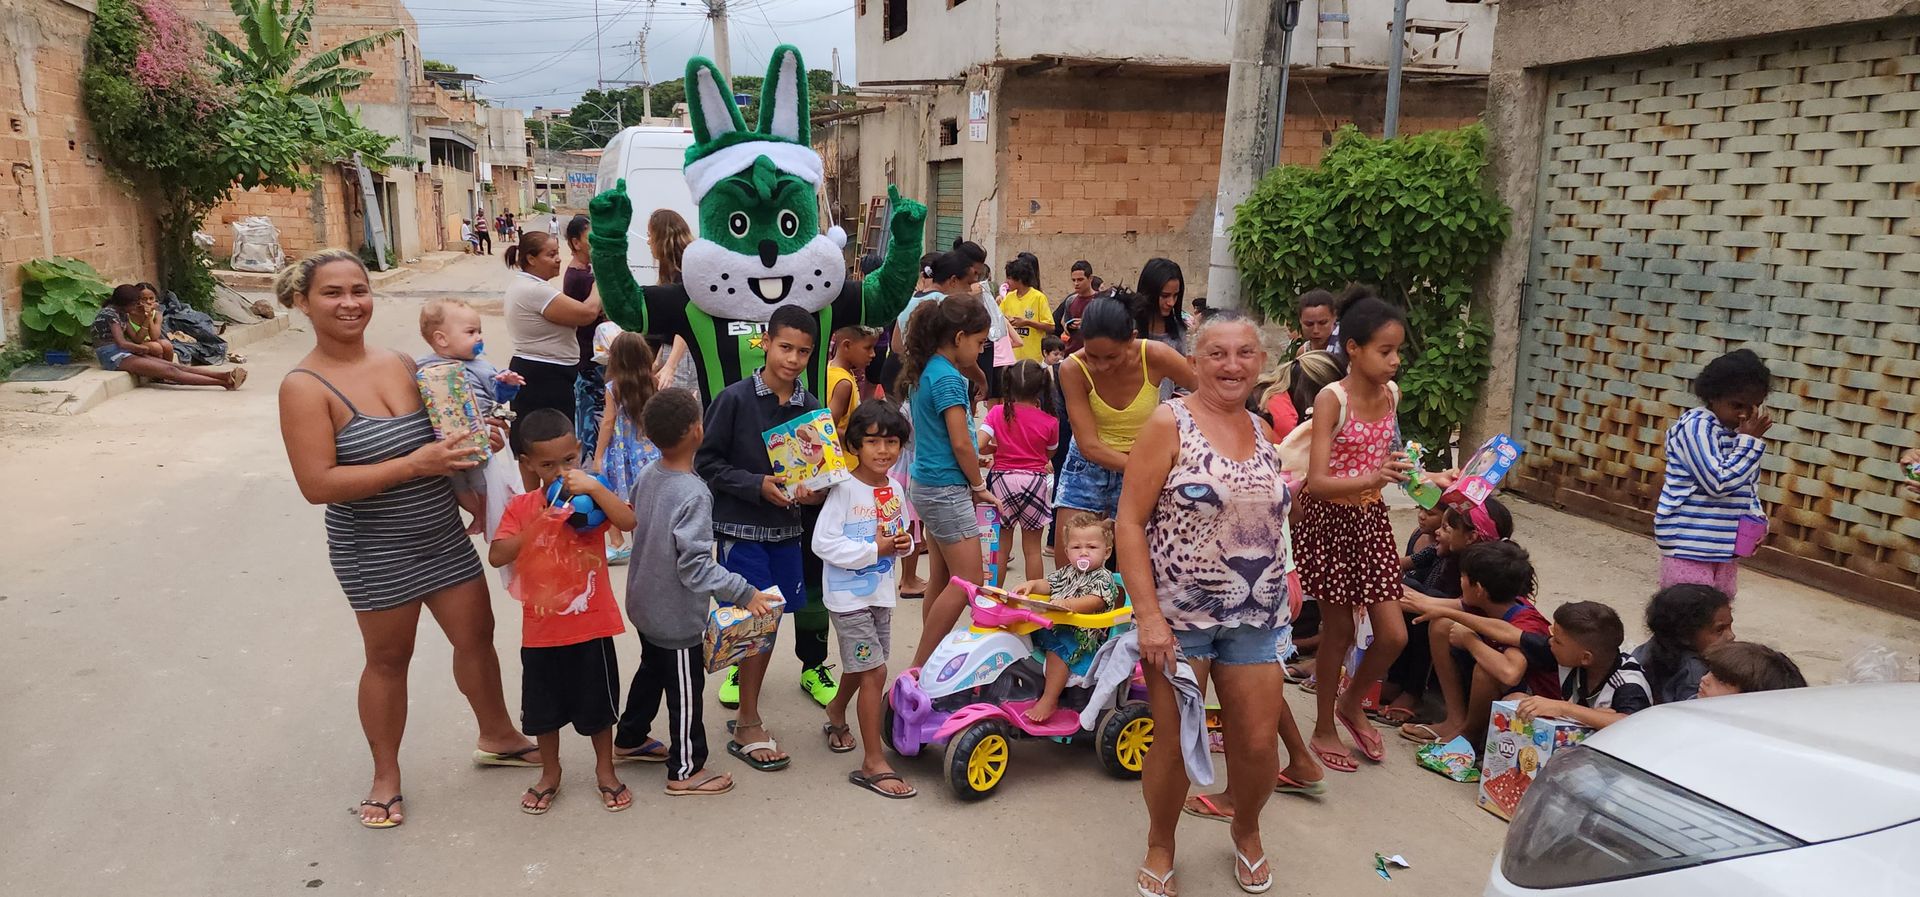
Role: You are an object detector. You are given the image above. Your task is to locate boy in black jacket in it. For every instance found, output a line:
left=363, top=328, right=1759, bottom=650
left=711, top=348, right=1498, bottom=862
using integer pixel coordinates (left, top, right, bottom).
left=696, top=305, right=836, bottom=772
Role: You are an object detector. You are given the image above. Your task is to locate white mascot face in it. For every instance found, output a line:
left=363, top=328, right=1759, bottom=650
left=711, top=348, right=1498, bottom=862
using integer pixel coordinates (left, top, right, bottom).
left=666, top=47, right=848, bottom=322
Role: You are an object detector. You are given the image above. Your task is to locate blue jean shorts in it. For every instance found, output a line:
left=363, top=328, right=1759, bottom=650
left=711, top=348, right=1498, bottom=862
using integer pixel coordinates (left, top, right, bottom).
left=910, top=481, right=978, bottom=546
left=96, top=345, right=133, bottom=371
left=1175, top=624, right=1281, bottom=666
left=1055, top=443, right=1125, bottom=517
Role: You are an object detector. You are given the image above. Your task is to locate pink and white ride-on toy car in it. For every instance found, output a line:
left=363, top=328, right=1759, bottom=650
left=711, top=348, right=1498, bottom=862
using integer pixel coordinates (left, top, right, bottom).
left=884, top=577, right=1152, bottom=799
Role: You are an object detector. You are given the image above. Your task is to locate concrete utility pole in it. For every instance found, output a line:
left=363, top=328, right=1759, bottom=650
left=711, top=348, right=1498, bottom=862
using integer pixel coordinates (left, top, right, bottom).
left=706, top=0, right=732, bottom=80
left=1383, top=0, right=1410, bottom=138
left=1205, top=0, right=1297, bottom=311
left=593, top=0, right=606, bottom=88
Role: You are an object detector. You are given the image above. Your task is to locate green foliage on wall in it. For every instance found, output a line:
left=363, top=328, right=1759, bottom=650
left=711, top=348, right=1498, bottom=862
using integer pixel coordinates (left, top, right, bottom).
left=1230, top=125, right=1511, bottom=456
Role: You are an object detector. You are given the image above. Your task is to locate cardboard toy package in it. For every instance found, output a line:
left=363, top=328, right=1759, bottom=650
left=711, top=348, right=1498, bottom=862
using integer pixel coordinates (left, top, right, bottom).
left=977, top=504, right=1003, bottom=586
left=703, top=586, right=785, bottom=673
left=1478, top=700, right=1594, bottom=821
left=764, top=409, right=851, bottom=494
left=1402, top=441, right=1444, bottom=509
left=1444, top=434, right=1522, bottom=509
left=415, top=360, right=492, bottom=460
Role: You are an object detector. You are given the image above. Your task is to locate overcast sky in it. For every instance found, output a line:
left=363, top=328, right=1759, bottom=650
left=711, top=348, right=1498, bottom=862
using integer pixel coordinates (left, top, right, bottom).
left=409, top=0, right=857, bottom=113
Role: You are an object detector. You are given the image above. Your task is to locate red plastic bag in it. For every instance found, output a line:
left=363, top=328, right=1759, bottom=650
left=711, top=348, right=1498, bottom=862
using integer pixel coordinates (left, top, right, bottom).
left=508, top=504, right=598, bottom=617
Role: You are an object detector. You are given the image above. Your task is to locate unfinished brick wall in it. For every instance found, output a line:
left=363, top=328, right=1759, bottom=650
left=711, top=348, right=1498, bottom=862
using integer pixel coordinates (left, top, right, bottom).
left=998, top=72, right=1484, bottom=298
left=1509, top=19, right=1920, bottom=612
left=205, top=167, right=355, bottom=261
left=1, top=0, right=162, bottom=340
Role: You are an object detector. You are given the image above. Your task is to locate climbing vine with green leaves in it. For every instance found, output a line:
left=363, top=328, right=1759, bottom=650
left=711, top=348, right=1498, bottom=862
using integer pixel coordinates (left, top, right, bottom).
left=1230, top=124, right=1510, bottom=457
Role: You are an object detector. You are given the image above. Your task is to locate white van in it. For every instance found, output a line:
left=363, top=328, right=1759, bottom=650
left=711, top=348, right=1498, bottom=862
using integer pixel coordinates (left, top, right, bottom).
left=595, top=125, right=699, bottom=285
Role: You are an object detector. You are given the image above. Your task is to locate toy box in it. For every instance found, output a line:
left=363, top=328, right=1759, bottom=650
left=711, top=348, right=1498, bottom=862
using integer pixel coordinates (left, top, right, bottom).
left=1478, top=700, right=1594, bottom=821
left=703, top=586, right=785, bottom=673
left=764, top=409, right=850, bottom=494
left=415, top=360, right=491, bottom=460
left=874, top=485, right=906, bottom=539
left=1402, top=441, right=1444, bottom=509
left=977, top=504, right=1003, bottom=585
left=1444, top=434, right=1522, bottom=509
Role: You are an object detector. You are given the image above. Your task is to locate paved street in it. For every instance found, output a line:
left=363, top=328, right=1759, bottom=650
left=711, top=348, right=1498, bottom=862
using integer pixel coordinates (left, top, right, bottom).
left=4, top=253, right=1917, bottom=896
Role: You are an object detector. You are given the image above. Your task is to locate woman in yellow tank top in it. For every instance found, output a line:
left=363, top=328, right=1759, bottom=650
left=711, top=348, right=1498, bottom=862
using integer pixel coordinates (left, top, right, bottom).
left=1055, top=295, right=1196, bottom=556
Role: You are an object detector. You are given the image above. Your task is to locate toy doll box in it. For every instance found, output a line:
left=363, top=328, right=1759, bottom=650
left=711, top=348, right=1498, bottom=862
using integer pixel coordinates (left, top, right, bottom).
left=1478, top=700, right=1593, bottom=822
left=703, top=587, right=785, bottom=674
left=415, top=360, right=491, bottom=460
left=764, top=409, right=850, bottom=493
left=1444, top=434, right=1522, bottom=509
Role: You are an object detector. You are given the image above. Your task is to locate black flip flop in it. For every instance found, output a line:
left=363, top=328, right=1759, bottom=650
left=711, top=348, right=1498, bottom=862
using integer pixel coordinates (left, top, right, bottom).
left=520, top=786, right=557, bottom=815
left=849, top=770, right=916, bottom=799
left=357, top=794, right=404, bottom=829
left=823, top=723, right=856, bottom=754
left=598, top=784, right=632, bottom=812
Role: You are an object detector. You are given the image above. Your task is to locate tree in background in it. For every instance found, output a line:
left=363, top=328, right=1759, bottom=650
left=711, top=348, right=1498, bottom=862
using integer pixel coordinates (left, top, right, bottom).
left=550, top=69, right=842, bottom=149
left=1230, top=125, right=1511, bottom=459
left=84, top=0, right=406, bottom=306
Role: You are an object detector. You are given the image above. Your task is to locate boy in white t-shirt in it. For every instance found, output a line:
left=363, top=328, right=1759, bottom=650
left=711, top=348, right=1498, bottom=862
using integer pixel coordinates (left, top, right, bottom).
left=812, top=401, right=916, bottom=799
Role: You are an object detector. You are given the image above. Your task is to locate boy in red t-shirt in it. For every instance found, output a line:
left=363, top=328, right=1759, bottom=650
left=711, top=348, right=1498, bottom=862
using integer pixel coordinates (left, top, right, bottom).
left=1396, top=540, right=1556, bottom=749
left=489, top=409, right=638, bottom=815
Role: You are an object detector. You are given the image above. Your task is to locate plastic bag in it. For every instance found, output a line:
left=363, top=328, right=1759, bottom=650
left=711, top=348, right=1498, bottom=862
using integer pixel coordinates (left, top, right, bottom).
left=507, top=504, right=599, bottom=617
left=1842, top=645, right=1919, bottom=684
left=230, top=216, right=285, bottom=273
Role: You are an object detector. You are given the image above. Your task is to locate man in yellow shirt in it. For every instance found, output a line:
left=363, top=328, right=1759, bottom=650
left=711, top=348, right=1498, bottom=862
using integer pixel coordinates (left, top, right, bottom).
left=1000, top=255, right=1053, bottom=364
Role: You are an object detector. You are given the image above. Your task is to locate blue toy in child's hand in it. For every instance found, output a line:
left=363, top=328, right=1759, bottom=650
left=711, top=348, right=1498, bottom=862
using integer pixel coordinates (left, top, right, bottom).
left=545, top=475, right=611, bottom=531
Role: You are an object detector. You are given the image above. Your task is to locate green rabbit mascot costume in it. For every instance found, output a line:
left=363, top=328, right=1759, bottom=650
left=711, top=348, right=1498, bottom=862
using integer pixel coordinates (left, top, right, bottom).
left=587, top=45, right=925, bottom=398
left=587, top=46, right=926, bottom=738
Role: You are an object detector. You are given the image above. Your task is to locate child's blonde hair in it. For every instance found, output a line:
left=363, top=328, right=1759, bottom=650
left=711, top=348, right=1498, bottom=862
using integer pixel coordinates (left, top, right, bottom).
left=418, top=298, right=475, bottom=343
left=1064, top=511, right=1115, bottom=548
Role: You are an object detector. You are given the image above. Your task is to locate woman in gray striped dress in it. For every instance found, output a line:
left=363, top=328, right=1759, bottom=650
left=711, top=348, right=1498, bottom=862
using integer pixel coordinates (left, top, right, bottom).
left=276, top=250, right=538, bottom=829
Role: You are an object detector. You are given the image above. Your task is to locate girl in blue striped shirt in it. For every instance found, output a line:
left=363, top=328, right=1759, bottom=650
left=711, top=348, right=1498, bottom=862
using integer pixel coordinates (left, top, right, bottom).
left=1655, top=349, right=1773, bottom=598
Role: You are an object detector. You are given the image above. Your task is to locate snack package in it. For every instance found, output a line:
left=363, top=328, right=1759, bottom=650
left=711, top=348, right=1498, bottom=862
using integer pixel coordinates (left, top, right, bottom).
left=703, top=586, right=786, bottom=673
left=1444, top=434, right=1522, bottom=509
left=415, top=360, right=492, bottom=460
left=764, top=409, right=851, bottom=494
left=1478, top=699, right=1594, bottom=821
left=1403, top=440, right=1444, bottom=509
left=1415, top=735, right=1480, bottom=784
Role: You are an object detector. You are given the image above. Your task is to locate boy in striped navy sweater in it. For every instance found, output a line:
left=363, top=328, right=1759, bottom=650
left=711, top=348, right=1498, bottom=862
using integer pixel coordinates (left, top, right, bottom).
left=1654, top=349, right=1773, bottom=598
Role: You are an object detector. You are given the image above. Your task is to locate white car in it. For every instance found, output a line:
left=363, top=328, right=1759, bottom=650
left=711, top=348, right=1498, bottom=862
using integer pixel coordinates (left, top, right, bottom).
left=1486, top=683, right=1920, bottom=896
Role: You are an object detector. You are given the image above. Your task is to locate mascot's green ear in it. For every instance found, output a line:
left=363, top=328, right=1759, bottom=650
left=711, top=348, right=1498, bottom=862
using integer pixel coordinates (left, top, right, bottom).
left=686, top=57, right=749, bottom=147
left=756, top=45, right=810, bottom=147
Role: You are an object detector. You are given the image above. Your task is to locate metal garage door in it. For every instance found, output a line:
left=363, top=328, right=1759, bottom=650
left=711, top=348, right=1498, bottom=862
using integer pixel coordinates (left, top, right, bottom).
left=1510, top=19, right=1920, bottom=602
left=932, top=161, right=964, bottom=249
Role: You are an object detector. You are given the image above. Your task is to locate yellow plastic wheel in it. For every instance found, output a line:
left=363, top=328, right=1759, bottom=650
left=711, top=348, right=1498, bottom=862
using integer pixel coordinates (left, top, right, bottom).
left=1098, top=702, right=1155, bottom=779
left=944, top=721, right=1012, bottom=800
left=1115, top=717, right=1153, bottom=772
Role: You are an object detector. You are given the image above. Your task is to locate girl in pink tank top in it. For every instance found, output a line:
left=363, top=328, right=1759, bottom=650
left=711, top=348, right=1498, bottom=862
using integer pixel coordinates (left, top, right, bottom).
left=1294, top=293, right=1414, bottom=772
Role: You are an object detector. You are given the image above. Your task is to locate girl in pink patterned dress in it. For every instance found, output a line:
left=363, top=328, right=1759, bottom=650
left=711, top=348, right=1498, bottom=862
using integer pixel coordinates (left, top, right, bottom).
left=1296, top=291, right=1414, bottom=773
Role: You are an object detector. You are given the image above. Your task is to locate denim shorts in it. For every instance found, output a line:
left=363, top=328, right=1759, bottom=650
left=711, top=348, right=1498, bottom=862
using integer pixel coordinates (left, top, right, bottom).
left=910, top=481, right=978, bottom=546
left=1175, top=624, right=1281, bottom=666
left=1055, top=443, right=1125, bottom=517
left=95, top=345, right=132, bottom=371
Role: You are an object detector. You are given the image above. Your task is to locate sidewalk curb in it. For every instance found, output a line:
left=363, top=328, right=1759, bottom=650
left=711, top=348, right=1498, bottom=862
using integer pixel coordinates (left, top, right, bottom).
left=0, top=314, right=292, bottom=416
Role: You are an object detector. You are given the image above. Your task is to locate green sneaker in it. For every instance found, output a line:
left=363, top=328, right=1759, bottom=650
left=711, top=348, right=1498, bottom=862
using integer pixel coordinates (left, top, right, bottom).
left=800, top=664, right=839, bottom=707
left=717, top=666, right=741, bottom=709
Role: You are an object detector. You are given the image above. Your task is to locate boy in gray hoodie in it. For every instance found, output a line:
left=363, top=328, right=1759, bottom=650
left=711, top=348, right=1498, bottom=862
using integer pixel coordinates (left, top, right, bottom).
left=613, top=388, right=781, bottom=796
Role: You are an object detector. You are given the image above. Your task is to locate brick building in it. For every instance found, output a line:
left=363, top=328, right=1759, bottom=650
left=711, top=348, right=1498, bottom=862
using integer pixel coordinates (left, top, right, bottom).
left=846, top=0, right=1494, bottom=296
left=183, top=0, right=524, bottom=261
left=1469, top=0, right=1920, bottom=614
left=1, top=0, right=161, bottom=345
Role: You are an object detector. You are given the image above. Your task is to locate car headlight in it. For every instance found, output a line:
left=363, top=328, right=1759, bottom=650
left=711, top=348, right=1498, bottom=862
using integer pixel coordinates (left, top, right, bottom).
left=1501, top=747, right=1803, bottom=889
